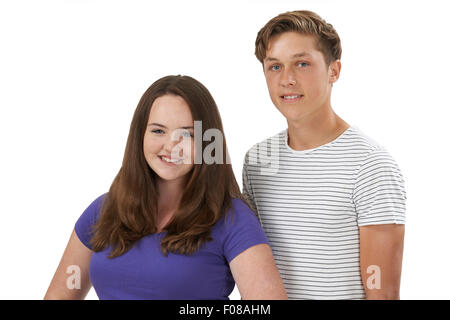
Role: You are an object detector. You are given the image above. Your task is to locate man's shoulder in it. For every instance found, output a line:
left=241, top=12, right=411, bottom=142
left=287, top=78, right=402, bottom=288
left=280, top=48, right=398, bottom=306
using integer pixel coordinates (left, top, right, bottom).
left=244, top=129, right=286, bottom=157
left=243, top=126, right=392, bottom=167
left=339, top=127, right=402, bottom=174
left=344, top=126, right=387, bottom=154
left=244, top=127, right=386, bottom=154
left=346, top=126, right=380, bottom=146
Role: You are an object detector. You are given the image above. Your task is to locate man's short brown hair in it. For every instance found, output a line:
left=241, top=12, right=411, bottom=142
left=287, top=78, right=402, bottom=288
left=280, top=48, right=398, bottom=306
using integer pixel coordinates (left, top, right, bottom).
left=255, top=10, right=342, bottom=66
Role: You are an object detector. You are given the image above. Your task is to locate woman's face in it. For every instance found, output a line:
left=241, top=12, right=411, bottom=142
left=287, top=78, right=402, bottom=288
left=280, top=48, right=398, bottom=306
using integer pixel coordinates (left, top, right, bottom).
left=143, top=94, right=195, bottom=183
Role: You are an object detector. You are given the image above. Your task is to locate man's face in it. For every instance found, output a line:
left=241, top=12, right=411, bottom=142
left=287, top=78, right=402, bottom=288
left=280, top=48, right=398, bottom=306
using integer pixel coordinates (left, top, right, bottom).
left=263, top=32, right=340, bottom=122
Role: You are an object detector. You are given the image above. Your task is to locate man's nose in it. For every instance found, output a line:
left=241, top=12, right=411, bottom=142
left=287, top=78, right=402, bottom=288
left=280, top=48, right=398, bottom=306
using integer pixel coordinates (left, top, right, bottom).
left=280, top=67, right=297, bottom=87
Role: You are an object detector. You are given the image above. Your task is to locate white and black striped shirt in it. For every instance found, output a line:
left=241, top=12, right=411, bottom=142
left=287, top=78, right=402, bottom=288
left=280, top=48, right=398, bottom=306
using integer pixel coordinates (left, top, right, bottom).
left=242, top=127, right=406, bottom=299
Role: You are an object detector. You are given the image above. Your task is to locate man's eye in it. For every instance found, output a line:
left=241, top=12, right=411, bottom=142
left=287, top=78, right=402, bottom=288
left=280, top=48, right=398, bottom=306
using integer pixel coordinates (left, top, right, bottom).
left=298, top=62, right=309, bottom=67
left=271, top=65, right=281, bottom=71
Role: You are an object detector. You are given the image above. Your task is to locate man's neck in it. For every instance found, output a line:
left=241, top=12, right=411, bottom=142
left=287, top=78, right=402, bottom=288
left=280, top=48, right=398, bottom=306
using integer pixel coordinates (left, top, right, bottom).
left=286, top=105, right=349, bottom=151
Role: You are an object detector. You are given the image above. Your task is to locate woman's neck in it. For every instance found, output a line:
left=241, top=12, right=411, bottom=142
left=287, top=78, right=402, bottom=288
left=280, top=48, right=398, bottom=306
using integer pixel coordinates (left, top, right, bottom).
left=155, top=177, right=187, bottom=231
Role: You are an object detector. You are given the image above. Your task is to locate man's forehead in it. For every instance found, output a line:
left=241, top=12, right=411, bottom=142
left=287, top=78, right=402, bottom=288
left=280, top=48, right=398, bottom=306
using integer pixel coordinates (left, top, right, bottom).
left=264, top=33, right=320, bottom=61
left=264, top=52, right=313, bottom=62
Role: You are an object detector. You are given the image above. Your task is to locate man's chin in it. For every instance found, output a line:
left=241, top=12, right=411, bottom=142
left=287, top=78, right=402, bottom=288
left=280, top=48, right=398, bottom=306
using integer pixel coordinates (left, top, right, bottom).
left=276, top=106, right=306, bottom=122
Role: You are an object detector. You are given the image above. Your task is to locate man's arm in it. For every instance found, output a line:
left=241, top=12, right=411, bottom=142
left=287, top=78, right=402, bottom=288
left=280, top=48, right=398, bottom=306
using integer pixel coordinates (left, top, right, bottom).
left=242, top=151, right=258, bottom=216
left=359, top=224, right=405, bottom=299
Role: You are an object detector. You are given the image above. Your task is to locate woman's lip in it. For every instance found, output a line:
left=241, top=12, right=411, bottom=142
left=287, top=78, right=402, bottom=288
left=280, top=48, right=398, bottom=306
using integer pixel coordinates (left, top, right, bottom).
left=158, top=155, right=183, bottom=166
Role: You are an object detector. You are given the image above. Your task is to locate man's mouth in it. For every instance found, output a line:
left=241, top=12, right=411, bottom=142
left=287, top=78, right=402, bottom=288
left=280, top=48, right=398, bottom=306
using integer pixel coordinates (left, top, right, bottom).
left=281, top=94, right=304, bottom=102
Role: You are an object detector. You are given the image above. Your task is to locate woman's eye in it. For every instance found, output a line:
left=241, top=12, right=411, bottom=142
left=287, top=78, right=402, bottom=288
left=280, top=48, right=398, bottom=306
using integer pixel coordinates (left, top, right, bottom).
left=181, top=131, right=193, bottom=138
left=152, top=129, right=164, bottom=134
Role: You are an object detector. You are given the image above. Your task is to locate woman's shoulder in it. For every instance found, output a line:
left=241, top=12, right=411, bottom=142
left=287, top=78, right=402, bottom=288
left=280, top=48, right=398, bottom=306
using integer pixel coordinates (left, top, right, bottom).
left=86, top=192, right=108, bottom=218
left=229, top=197, right=258, bottom=218
left=212, top=197, right=269, bottom=263
left=92, top=192, right=108, bottom=205
left=74, top=192, right=108, bottom=249
left=230, top=197, right=253, bottom=212
left=214, top=197, right=261, bottom=232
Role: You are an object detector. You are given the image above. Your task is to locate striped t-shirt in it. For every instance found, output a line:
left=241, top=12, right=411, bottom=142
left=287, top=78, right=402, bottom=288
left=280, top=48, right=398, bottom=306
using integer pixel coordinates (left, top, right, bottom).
left=242, top=126, right=406, bottom=300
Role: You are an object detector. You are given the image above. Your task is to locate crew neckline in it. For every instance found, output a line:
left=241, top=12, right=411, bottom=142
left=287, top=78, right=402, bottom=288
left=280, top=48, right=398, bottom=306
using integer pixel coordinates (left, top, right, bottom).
left=283, top=126, right=353, bottom=155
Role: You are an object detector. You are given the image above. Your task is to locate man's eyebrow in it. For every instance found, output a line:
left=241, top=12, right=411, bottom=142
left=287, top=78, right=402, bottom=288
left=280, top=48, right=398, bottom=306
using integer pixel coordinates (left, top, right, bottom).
left=265, top=56, right=279, bottom=62
left=292, top=52, right=311, bottom=58
left=264, top=52, right=311, bottom=62
left=148, top=123, right=194, bottom=130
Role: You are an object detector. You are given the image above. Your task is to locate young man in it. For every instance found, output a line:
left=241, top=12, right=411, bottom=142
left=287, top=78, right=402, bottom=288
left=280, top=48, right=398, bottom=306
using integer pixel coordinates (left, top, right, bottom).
left=243, top=10, right=406, bottom=300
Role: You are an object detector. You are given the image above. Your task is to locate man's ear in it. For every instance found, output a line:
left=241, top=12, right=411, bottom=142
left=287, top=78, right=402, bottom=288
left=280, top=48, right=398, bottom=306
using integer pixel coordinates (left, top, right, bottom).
left=329, top=59, right=341, bottom=84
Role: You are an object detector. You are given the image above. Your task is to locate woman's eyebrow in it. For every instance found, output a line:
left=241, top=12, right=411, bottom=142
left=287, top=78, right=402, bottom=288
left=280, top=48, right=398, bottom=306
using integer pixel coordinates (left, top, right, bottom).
left=148, top=123, right=167, bottom=128
left=148, top=123, right=194, bottom=130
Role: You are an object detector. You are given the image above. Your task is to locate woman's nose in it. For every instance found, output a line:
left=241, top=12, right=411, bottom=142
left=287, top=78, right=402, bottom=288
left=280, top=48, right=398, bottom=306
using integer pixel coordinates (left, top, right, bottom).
left=163, top=132, right=184, bottom=156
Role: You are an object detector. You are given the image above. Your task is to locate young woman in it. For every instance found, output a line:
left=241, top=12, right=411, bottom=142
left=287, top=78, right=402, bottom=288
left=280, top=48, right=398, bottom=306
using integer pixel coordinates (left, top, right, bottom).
left=44, top=75, right=287, bottom=300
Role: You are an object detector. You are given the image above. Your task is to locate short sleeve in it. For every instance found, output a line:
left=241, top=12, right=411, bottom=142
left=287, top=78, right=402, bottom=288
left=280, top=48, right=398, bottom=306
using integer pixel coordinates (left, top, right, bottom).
left=242, top=151, right=258, bottom=218
left=353, top=149, right=406, bottom=226
left=221, top=198, right=270, bottom=263
left=74, top=193, right=107, bottom=249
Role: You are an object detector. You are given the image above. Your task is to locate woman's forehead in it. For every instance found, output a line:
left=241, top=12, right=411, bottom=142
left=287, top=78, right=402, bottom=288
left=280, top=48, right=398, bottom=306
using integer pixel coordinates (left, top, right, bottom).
left=148, top=95, right=194, bottom=127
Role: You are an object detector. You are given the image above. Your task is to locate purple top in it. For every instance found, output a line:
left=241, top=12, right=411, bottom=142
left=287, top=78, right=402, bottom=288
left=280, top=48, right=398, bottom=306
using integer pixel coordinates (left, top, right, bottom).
left=75, top=193, right=270, bottom=300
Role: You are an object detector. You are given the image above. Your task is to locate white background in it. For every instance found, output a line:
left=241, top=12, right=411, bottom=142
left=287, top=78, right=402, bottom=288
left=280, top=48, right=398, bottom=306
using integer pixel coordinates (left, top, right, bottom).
left=1, top=0, right=449, bottom=300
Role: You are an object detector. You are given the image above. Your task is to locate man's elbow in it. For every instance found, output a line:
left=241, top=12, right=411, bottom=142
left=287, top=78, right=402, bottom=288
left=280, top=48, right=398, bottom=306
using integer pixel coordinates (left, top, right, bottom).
left=365, top=289, right=400, bottom=300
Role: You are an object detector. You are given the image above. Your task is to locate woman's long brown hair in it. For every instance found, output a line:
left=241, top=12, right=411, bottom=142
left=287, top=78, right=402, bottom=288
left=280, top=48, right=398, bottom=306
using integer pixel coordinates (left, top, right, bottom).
left=89, top=75, right=242, bottom=258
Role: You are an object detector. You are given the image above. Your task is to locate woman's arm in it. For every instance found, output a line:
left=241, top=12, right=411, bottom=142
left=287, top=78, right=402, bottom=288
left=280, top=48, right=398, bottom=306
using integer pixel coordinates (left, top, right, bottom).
left=44, top=229, right=93, bottom=300
left=230, top=243, right=287, bottom=299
